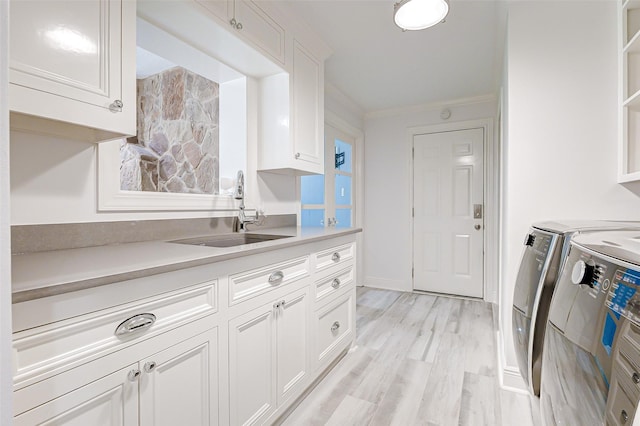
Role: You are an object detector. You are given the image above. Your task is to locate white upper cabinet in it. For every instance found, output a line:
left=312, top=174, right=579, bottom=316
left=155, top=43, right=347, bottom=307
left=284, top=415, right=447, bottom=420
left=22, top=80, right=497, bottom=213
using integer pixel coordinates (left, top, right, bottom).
left=9, top=0, right=136, bottom=142
left=258, top=36, right=329, bottom=175
left=291, top=40, right=323, bottom=172
left=196, top=0, right=286, bottom=66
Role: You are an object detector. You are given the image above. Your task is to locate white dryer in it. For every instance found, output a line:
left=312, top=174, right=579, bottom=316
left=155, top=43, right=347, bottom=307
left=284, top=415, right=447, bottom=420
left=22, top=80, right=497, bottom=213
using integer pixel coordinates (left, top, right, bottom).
left=512, top=221, right=640, bottom=397
left=541, top=230, right=640, bottom=425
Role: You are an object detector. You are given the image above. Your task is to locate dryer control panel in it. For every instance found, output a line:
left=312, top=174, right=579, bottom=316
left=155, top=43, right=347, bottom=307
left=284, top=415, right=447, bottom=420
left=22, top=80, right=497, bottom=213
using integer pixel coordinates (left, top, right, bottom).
left=605, top=268, right=640, bottom=324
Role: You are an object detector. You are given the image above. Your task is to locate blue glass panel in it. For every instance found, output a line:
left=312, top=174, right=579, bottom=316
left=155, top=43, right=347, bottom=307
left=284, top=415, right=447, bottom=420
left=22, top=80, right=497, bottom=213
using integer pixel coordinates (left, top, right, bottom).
left=334, top=139, right=352, bottom=173
left=301, top=174, right=324, bottom=205
left=334, top=175, right=352, bottom=205
left=301, top=209, right=325, bottom=227
left=336, top=208, right=352, bottom=228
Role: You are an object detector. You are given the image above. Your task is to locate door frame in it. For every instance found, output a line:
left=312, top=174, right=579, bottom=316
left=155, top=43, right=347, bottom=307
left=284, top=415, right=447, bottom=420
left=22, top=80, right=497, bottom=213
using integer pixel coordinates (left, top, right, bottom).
left=324, top=111, right=365, bottom=286
left=408, top=118, right=497, bottom=303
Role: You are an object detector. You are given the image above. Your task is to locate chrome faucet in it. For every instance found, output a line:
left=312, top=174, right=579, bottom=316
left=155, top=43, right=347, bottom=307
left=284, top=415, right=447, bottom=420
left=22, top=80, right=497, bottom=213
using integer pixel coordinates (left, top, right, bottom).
left=233, top=170, right=265, bottom=232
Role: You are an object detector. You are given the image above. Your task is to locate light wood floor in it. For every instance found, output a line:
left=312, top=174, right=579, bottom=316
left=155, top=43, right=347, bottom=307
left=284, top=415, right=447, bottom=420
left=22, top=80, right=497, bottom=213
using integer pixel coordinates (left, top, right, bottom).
left=281, top=287, right=535, bottom=426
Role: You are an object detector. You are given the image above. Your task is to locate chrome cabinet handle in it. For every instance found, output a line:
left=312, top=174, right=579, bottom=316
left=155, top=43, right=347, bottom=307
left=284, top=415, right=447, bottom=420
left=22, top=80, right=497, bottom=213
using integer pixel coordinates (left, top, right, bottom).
left=268, top=270, right=284, bottom=285
left=144, top=361, right=157, bottom=373
left=331, top=278, right=341, bottom=289
left=109, top=99, right=123, bottom=112
left=273, top=300, right=286, bottom=311
left=331, top=321, right=340, bottom=332
left=633, top=372, right=640, bottom=384
left=115, top=313, right=156, bottom=336
left=331, top=252, right=341, bottom=262
left=128, top=369, right=141, bottom=382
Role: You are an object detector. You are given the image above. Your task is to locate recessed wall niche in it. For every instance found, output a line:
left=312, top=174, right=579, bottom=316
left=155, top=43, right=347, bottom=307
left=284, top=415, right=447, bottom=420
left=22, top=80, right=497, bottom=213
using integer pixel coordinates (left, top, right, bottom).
left=121, top=66, right=220, bottom=195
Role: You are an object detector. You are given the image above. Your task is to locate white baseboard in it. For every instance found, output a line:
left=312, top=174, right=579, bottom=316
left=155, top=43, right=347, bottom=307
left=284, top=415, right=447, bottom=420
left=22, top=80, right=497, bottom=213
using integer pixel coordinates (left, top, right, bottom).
left=496, top=329, right=528, bottom=394
left=363, top=276, right=410, bottom=292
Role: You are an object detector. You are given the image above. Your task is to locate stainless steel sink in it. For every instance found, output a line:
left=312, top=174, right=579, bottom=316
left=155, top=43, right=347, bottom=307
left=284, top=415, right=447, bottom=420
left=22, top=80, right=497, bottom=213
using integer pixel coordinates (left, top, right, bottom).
left=172, top=233, right=292, bottom=248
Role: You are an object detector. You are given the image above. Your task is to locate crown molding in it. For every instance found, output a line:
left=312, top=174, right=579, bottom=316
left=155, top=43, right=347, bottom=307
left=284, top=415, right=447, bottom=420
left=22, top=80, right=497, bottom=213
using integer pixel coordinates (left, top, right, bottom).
left=364, top=93, right=498, bottom=120
left=325, top=81, right=366, bottom=121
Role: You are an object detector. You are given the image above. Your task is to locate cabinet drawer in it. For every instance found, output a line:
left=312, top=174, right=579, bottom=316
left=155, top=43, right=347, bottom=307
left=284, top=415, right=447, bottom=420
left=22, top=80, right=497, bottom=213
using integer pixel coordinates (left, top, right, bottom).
left=229, top=256, right=310, bottom=305
left=616, top=338, right=640, bottom=399
left=607, top=374, right=637, bottom=426
left=315, top=243, right=355, bottom=274
left=315, top=291, right=354, bottom=365
left=315, top=266, right=354, bottom=303
left=13, top=281, right=217, bottom=388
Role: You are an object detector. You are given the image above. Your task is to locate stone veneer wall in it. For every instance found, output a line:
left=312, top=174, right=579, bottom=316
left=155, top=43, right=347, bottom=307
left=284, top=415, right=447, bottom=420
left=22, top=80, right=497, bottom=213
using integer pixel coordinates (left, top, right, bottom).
left=120, top=66, right=220, bottom=194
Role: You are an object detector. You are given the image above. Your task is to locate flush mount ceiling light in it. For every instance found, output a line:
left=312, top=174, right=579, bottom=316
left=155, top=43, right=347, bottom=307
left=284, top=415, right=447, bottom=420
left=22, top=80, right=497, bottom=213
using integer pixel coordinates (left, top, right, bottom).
left=393, top=0, right=449, bottom=31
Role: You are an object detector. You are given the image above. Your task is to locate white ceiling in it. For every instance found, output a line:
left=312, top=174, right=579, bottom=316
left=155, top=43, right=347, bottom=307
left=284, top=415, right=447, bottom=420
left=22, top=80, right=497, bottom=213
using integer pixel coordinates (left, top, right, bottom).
left=280, top=0, right=507, bottom=113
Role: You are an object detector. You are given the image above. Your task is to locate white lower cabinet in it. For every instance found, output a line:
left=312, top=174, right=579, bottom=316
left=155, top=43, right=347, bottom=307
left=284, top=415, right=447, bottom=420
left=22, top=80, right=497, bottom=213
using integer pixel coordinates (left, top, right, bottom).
left=14, top=326, right=218, bottom=426
left=14, top=363, right=139, bottom=426
left=13, top=235, right=358, bottom=426
left=228, top=287, right=308, bottom=426
left=139, top=329, right=218, bottom=426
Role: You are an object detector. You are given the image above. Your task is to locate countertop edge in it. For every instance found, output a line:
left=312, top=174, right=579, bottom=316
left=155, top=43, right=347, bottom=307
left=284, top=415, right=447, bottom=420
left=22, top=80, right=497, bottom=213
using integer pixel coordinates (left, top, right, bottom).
left=12, top=227, right=362, bottom=303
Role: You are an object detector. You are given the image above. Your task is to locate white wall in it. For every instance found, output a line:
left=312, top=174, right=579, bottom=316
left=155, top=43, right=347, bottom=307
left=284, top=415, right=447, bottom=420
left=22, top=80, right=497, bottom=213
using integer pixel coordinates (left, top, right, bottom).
left=500, top=1, right=640, bottom=387
left=363, top=98, right=496, bottom=292
left=10, top=77, right=297, bottom=225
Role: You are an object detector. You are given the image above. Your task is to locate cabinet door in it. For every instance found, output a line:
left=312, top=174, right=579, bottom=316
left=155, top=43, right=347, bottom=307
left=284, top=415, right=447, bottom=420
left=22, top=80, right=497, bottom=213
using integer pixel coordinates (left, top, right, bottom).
left=234, top=1, right=285, bottom=65
left=276, top=288, right=309, bottom=405
left=292, top=40, right=323, bottom=173
left=139, top=328, right=218, bottom=426
left=14, top=364, right=138, bottom=426
left=228, top=304, right=277, bottom=425
left=195, top=0, right=231, bottom=23
left=9, top=0, right=135, bottom=138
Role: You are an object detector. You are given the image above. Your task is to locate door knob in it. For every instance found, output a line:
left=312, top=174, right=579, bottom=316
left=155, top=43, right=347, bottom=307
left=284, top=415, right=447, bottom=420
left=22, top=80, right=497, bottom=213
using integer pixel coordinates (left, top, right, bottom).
left=474, top=224, right=482, bottom=230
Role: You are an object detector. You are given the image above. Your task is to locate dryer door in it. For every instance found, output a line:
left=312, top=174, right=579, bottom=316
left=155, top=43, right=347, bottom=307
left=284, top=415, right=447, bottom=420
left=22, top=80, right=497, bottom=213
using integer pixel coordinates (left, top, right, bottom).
left=512, top=228, right=559, bottom=392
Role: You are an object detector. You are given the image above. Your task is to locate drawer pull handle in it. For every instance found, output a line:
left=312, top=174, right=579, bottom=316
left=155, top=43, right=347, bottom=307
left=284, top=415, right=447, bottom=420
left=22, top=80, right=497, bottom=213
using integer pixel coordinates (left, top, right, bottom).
left=332, top=278, right=341, bottom=289
left=128, top=369, right=141, bottom=382
left=115, top=313, right=156, bottom=336
left=268, top=270, right=284, bottom=284
left=633, top=372, right=640, bottom=384
left=144, top=361, right=157, bottom=373
left=622, top=409, right=629, bottom=423
left=331, top=321, right=340, bottom=332
left=331, top=252, right=341, bottom=262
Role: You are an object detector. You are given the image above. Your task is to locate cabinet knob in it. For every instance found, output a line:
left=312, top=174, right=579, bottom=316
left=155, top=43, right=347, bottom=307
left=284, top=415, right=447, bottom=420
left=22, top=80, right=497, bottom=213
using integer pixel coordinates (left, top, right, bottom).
left=144, top=361, right=157, bottom=373
left=268, top=270, right=284, bottom=285
left=295, top=152, right=301, bottom=159
left=331, top=321, right=340, bottom=332
left=331, top=278, right=341, bottom=289
left=633, top=372, right=640, bottom=384
left=236, top=22, right=243, bottom=30
left=331, top=252, right=341, bottom=262
left=230, top=18, right=237, bottom=26
left=128, top=369, right=141, bottom=382
left=109, top=99, right=123, bottom=113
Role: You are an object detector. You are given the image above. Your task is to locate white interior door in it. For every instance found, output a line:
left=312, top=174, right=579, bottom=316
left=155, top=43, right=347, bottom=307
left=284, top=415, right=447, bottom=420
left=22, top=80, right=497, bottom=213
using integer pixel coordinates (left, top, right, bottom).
left=413, top=128, right=484, bottom=298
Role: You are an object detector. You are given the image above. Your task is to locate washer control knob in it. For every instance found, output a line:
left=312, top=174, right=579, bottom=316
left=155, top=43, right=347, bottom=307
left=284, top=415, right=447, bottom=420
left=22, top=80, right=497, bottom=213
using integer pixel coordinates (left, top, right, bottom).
left=571, top=260, right=595, bottom=287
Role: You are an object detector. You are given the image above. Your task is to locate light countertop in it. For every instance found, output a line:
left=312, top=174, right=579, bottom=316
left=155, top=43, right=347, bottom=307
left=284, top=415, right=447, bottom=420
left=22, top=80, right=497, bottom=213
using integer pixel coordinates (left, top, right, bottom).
left=12, top=226, right=361, bottom=303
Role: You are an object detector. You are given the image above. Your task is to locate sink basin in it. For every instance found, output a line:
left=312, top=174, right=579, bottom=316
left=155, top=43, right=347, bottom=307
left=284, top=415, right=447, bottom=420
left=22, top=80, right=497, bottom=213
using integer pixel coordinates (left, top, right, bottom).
left=172, top=233, right=292, bottom=248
